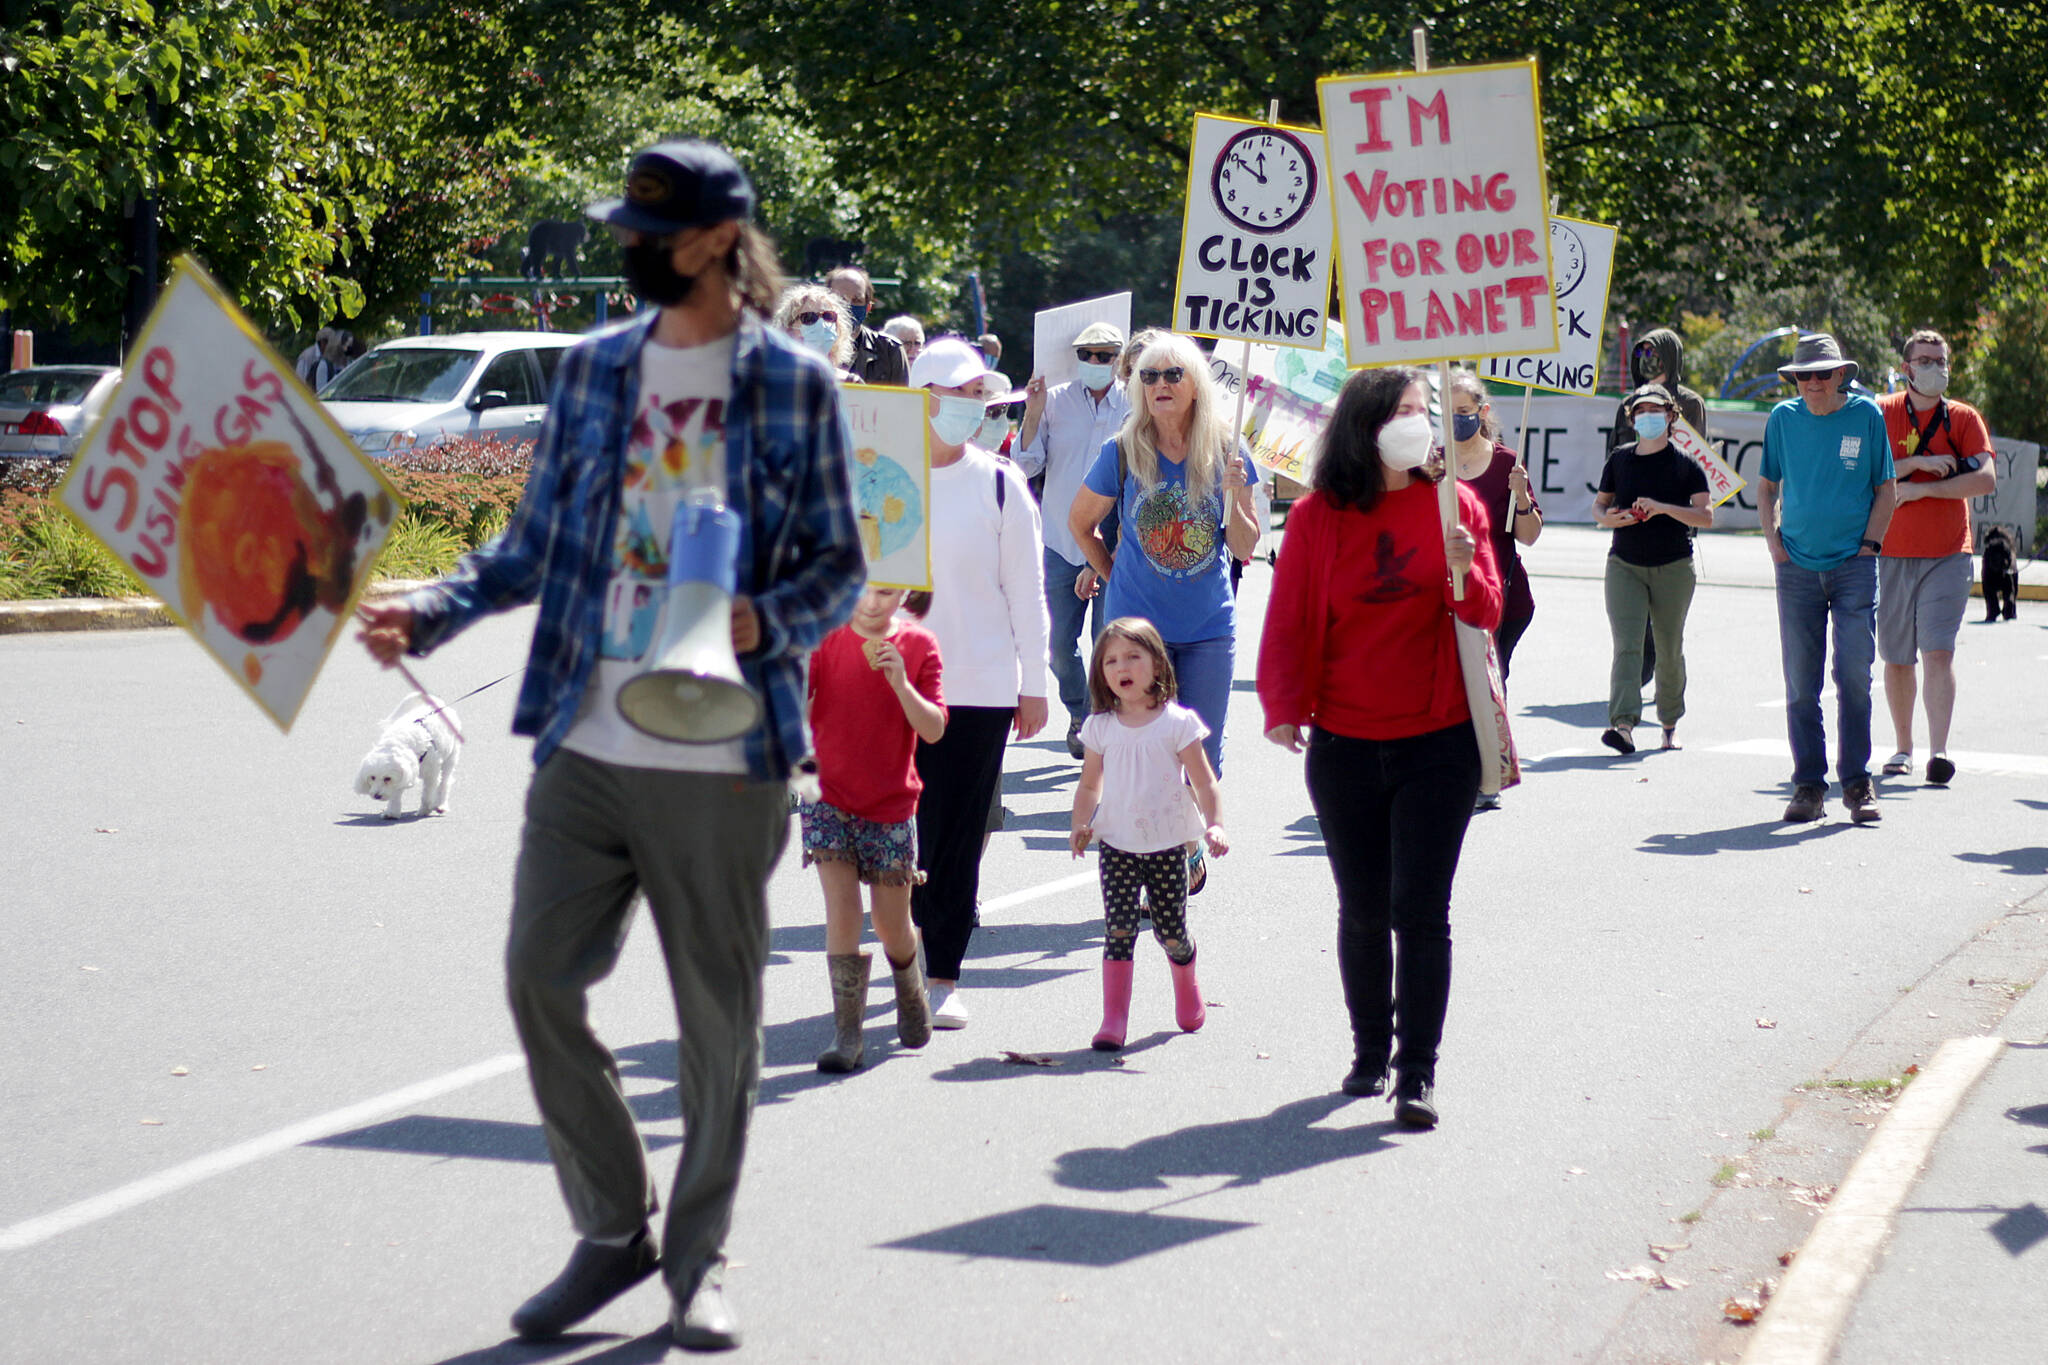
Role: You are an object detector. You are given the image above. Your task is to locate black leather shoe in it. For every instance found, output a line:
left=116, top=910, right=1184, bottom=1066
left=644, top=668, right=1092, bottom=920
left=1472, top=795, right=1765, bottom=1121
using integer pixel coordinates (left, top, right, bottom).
left=1394, top=1074, right=1439, bottom=1129
left=1340, top=1059, right=1388, bottom=1097
left=671, top=1258, right=741, bottom=1352
left=510, top=1230, right=659, bottom=1340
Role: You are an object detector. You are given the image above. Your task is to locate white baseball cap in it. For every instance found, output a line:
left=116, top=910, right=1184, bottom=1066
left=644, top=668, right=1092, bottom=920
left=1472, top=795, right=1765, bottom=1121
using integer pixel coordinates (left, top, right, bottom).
left=908, top=337, right=994, bottom=390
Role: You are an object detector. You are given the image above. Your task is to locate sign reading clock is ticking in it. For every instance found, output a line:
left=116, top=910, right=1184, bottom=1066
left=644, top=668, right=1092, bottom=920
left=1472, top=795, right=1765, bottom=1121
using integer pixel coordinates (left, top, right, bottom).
left=1174, top=114, right=1335, bottom=351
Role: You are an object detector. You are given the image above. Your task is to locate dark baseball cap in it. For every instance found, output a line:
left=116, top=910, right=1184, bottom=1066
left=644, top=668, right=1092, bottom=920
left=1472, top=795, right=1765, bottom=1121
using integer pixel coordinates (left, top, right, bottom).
left=1627, top=381, right=1676, bottom=411
left=585, top=141, right=756, bottom=236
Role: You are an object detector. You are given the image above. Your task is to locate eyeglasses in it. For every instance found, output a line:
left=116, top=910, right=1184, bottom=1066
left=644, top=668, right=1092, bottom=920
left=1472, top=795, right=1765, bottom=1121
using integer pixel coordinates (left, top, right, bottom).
left=1138, top=367, right=1186, bottom=386
left=1076, top=348, right=1119, bottom=364
left=797, top=311, right=839, bottom=327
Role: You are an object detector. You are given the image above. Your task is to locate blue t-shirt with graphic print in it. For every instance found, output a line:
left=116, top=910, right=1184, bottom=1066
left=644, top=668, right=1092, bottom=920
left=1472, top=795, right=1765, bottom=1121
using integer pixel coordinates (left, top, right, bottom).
left=1760, top=393, right=1895, bottom=570
left=1082, top=438, right=1258, bottom=644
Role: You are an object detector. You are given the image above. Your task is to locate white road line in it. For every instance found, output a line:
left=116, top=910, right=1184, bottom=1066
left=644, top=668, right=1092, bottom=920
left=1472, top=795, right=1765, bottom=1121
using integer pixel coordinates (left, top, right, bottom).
left=981, top=870, right=1095, bottom=912
left=1738, top=1035, right=2004, bottom=1365
left=0, top=870, right=1104, bottom=1255
left=0, top=1052, right=525, bottom=1253
left=1707, top=738, right=2048, bottom=777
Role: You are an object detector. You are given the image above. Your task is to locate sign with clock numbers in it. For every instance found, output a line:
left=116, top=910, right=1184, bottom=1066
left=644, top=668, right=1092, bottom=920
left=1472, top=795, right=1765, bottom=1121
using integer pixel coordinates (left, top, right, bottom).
left=1173, top=113, right=1335, bottom=351
left=1317, top=60, right=1558, bottom=368
left=1481, top=215, right=1616, bottom=395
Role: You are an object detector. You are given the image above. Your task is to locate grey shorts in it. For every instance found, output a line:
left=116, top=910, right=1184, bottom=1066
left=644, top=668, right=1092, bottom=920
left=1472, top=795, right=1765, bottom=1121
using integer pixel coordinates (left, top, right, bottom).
left=1878, top=552, right=1972, bottom=664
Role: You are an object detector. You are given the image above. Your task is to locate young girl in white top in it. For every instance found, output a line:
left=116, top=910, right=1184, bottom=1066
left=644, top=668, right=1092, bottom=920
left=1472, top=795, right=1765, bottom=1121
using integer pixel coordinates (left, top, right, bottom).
left=1069, top=616, right=1227, bottom=1050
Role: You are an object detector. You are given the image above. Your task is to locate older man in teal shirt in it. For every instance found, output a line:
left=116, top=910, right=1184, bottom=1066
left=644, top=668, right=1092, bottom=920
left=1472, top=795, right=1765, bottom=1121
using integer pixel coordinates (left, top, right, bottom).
left=1757, top=334, right=1897, bottom=825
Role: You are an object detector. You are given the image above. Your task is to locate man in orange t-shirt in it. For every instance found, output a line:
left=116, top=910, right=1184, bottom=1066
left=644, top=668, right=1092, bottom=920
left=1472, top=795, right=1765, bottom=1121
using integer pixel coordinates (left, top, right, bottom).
left=1877, top=328, right=1997, bottom=787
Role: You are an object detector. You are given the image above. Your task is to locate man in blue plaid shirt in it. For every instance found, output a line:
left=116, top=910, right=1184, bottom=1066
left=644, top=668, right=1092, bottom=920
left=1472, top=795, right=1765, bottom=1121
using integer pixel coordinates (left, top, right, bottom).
left=360, top=141, right=863, bottom=1352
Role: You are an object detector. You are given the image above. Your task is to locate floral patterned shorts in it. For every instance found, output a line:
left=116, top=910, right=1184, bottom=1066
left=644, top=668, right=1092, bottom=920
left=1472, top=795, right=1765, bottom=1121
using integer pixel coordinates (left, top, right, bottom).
left=799, top=800, right=923, bottom=887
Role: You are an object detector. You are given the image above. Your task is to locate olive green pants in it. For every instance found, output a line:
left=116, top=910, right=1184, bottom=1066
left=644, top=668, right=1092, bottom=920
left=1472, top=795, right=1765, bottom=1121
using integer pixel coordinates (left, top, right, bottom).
left=506, top=749, right=789, bottom=1301
left=1605, top=556, right=1696, bottom=729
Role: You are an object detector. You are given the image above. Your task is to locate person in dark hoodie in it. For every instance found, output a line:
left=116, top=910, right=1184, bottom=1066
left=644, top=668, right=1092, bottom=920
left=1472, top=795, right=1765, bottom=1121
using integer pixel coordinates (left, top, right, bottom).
left=1607, top=328, right=1710, bottom=686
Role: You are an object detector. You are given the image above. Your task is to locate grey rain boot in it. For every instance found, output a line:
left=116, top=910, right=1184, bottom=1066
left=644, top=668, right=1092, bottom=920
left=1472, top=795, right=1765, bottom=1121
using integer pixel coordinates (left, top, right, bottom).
left=815, top=951, right=872, bottom=1073
left=889, top=941, right=932, bottom=1049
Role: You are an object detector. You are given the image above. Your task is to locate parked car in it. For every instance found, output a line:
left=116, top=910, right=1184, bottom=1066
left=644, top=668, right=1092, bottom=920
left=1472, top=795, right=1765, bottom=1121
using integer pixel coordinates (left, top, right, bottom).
left=318, top=331, right=577, bottom=454
left=0, top=365, right=122, bottom=459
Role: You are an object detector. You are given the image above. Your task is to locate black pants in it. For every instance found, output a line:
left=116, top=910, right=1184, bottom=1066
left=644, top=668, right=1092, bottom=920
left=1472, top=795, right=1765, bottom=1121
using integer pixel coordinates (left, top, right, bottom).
left=1498, top=606, right=1533, bottom=684
left=912, top=705, right=1013, bottom=980
left=1099, top=844, right=1193, bottom=963
left=1304, top=723, right=1480, bottom=1080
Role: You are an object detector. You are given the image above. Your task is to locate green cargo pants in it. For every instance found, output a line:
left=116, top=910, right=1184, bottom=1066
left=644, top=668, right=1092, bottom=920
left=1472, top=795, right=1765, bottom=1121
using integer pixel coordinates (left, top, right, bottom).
left=1605, top=555, right=1697, bottom=730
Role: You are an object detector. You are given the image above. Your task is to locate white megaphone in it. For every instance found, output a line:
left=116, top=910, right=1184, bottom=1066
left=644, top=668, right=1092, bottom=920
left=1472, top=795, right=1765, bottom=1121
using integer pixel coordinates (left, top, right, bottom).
left=616, top=490, right=762, bottom=744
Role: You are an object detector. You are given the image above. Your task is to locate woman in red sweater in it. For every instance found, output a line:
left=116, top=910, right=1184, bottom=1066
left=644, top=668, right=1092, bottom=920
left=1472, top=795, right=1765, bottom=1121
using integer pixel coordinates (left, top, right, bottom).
left=1256, top=366, right=1502, bottom=1129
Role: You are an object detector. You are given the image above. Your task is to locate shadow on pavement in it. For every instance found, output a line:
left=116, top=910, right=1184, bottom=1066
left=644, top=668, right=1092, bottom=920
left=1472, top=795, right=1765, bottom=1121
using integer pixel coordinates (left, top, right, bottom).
left=1277, top=812, right=1325, bottom=858
left=1639, top=819, right=1853, bottom=855
left=309, top=1114, right=583, bottom=1165
left=925, top=1031, right=1178, bottom=1084
left=1517, top=700, right=1609, bottom=726
left=423, top=1328, right=672, bottom=1364
left=1051, top=1092, right=1401, bottom=1193
left=1957, top=848, right=2048, bottom=877
left=880, top=1202, right=1252, bottom=1266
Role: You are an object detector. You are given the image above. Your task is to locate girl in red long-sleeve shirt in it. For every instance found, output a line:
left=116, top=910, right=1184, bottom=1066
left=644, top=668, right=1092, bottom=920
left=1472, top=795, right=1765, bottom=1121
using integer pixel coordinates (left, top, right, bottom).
left=1256, top=366, right=1501, bottom=1130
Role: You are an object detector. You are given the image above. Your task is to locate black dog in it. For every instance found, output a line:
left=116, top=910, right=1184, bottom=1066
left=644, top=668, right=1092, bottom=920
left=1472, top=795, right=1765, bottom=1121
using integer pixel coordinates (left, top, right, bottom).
left=1980, top=524, right=2020, bottom=621
left=521, top=219, right=587, bottom=280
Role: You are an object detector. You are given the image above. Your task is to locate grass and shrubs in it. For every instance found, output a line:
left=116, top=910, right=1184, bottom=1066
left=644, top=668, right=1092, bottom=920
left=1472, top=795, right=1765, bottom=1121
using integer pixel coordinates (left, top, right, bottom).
left=0, top=438, right=532, bottom=601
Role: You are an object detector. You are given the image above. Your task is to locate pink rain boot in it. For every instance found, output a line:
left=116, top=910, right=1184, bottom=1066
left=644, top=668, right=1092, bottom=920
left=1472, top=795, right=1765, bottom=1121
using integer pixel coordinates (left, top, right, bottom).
left=1169, top=949, right=1206, bottom=1033
left=1093, top=959, right=1135, bottom=1051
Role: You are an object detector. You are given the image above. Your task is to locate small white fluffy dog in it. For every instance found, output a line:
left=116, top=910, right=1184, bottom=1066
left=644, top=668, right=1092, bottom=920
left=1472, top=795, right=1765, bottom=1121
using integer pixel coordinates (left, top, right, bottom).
left=354, top=692, right=462, bottom=819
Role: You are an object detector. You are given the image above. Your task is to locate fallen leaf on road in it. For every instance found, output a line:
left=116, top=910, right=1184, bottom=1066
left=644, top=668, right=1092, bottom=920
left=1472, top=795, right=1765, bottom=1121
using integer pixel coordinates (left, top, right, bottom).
left=1648, top=1243, right=1689, bottom=1262
left=170, top=1066, right=189, bottom=1076
left=1255, top=1052, right=1271, bottom=1060
left=999, top=1051, right=1059, bottom=1067
left=1608, top=1265, right=1686, bottom=1289
left=94, top=827, right=118, bottom=834
left=140, top=1118, right=162, bottom=1126
left=1903, top=1063, right=1920, bottom=1076
left=1797, top=887, right=1812, bottom=894
left=1723, top=1296, right=1763, bottom=1323
left=1785, top=1182, right=1834, bottom=1211
left=250, top=1064, right=268, bottom=1071
left=1756, top=1018, right=1777, bottom=1029
left=1566, top=1167, right=1587, bottom=1177
left=1778, top=1249, right=1797, bottom=1267
left=81, top=965, right=98, bottom=972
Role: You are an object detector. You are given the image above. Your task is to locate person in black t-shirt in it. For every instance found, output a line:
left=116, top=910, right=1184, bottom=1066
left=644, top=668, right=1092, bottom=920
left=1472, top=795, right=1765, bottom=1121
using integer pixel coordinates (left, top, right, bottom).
left=1593, top=383, right=1714, bottom=754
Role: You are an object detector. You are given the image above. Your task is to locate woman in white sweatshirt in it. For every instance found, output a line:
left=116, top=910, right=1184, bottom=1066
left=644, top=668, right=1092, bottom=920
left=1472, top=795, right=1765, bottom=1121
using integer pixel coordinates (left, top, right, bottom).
left=904, top=337, right=1051, bottom=1029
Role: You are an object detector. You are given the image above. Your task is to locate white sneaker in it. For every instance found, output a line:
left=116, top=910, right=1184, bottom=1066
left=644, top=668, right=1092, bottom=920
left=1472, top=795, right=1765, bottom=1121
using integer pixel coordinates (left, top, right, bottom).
left=931, top=986, right=971, bottom=1030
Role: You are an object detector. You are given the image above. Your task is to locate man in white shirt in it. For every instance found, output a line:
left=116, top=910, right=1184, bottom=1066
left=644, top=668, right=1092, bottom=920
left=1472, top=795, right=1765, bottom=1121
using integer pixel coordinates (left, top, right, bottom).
left=1017, top=319, right=1128, bottom=758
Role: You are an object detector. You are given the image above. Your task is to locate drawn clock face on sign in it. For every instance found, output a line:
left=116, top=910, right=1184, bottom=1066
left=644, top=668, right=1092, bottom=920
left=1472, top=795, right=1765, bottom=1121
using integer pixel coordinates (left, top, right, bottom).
left=1211, top=127, right=1318, bottom=234
left=1550, top=221, right=1589, bottom=299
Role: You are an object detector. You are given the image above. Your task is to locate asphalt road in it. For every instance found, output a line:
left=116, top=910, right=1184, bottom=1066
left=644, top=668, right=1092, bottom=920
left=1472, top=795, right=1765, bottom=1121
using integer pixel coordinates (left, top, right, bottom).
left=4, top=540, right=2046, bottom=1363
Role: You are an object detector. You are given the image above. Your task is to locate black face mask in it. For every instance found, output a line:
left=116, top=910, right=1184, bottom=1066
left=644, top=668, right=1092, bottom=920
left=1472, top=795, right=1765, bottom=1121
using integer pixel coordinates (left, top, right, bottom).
left=622, top=240, right=696, bottom=307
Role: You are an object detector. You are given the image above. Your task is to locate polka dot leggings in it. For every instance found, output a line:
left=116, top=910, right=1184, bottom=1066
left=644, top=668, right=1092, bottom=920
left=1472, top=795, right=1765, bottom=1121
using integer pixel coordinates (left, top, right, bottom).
left=1099, top=843, right=1195, bottom=965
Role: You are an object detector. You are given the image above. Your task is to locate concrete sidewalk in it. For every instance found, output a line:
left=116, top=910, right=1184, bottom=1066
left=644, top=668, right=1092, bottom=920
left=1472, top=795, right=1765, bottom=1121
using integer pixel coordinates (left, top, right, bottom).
left=1827, top=981, right=2048, bottom=1365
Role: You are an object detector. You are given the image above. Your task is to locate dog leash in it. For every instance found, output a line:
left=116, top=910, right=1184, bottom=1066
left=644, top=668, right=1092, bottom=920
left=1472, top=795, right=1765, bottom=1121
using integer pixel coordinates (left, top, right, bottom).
left=403, top=667, right=527, bottom=741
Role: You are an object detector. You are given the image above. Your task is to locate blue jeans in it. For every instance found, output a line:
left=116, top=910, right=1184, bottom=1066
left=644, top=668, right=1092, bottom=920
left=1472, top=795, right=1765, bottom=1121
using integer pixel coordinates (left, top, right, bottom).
left=1168, top=634, right=1234, bottom=775
left=1774, top=557, right=1878, bottom=789
left=1045, top=547, right=1102, bottom=725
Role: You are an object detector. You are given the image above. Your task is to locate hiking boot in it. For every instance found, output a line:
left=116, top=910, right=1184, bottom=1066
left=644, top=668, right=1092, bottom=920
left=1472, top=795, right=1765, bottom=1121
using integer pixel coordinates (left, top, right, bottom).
left=1844, top=778, right=1882, bottom=824
left=1783, top=784, right=1825, bottom=823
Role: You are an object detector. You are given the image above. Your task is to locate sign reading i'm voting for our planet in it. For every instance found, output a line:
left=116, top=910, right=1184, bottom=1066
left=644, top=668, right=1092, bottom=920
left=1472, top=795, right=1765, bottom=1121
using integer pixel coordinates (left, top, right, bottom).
left=1482, top=216, right=1616, bottom=396
left=1175, top=114, right=1335, bottom=350
left=1317, top=60, right=1558, bottom=367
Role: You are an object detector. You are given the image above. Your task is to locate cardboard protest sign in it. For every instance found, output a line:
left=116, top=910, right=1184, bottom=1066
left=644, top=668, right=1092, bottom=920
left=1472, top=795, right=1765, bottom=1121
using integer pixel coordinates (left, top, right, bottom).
left=1667, top=415, right=1746, bottom=508
left=57, top=257, right=402, bottom=731
left=1482, top=215, right=1615, bottom=395
left=1317, top=61, right=1557, bottom=367
left=1240, top=376, right=1330, bottom=484
left=1032, top=293, right=1132, bottom=387
left=837, top=384, right=932, bottom=590
left=1175, top=114, right=1336, bottom=350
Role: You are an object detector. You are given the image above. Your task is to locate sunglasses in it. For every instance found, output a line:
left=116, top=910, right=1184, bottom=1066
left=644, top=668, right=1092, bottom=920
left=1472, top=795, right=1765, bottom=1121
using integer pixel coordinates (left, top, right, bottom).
left=1794, top=369, right=1842, bottom=383
left=797, top=310, right=839, bottom=327
left=1076, top=348, right=1119, bottom=364
left=1138, top=367, right=1186, bottom=386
